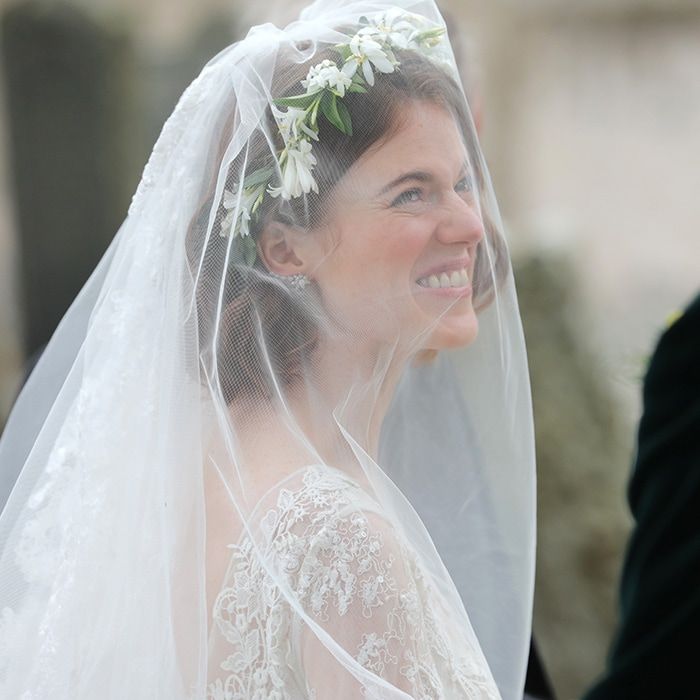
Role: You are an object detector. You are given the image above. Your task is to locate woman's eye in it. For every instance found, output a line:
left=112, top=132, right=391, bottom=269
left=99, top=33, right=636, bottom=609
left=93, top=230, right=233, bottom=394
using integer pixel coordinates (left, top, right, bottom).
left=455, top=175, right=473, bottom=193
left=391, top=188, right=422, bottom=207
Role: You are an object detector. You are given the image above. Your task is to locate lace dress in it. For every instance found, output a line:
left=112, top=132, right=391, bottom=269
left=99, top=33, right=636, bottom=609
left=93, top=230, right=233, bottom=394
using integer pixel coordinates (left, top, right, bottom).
left=206, top=465, right=501, bottom=700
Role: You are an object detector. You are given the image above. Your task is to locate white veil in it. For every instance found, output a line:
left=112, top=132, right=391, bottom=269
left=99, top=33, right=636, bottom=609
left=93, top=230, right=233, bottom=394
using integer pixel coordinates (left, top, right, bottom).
left=0, top=1, right=536, bottom=698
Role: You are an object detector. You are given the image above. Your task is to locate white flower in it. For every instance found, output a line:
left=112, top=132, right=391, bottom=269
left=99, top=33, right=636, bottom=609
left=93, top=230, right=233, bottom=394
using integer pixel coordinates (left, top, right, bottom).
left=302, top=59, right=353, bottom=97
left=269, top=139, right=318, bottom=200
left=219, top=11, right=448, bottom=253
left=277, top=107, right=318, bottom=144
left=221, top=187, right=257, bottom=238
left=366, top=9, right=417, bottom=49
left=366, top=10, right=447, bottom=53
left=343, top=33, right=395, bottom=86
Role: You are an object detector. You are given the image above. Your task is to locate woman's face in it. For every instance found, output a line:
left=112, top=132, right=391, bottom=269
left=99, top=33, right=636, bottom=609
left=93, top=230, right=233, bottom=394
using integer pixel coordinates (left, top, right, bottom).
left=311, top=100, right=485, bottom=355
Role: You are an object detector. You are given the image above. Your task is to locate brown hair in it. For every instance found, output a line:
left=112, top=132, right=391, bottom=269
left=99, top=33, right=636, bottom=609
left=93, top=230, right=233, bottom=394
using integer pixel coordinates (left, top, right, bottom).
left=188, top=46, right=508, bottom=404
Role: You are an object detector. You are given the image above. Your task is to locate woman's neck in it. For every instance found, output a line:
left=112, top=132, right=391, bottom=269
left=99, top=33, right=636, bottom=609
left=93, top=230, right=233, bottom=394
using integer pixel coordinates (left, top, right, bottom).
left=227, top=337, right=409, bottom=480
left=295, top=335, right=408, bottom=463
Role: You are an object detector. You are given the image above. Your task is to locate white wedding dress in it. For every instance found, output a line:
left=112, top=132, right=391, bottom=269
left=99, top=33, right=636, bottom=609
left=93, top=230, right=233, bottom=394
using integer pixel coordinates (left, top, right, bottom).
left=206, top=465, right=502, bottom=699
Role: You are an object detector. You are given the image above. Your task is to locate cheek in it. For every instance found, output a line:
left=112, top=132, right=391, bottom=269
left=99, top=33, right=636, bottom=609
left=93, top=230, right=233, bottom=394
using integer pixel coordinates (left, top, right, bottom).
left=372, top=219, right=433, bottom=284
left=318, top=216, right=432, bottom=326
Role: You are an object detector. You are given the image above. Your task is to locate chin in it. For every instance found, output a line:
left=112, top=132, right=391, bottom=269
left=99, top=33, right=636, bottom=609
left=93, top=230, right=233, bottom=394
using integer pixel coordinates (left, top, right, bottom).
left=426, top=312, right=479, bottom=350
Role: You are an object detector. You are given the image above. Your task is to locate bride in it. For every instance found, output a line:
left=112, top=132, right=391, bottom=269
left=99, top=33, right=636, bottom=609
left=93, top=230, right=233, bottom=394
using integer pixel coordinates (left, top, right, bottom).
left=0, top=1, right=536, bottom=698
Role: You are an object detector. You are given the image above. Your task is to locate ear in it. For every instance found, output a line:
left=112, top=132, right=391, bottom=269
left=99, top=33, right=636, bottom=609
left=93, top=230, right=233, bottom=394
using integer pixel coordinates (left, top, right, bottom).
left=257, top=220, right=315, bottom=276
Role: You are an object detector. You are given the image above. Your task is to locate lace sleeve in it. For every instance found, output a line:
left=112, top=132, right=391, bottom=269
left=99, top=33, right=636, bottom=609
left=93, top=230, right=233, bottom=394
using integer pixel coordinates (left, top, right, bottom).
left=280, top=470, right=501, bottom=699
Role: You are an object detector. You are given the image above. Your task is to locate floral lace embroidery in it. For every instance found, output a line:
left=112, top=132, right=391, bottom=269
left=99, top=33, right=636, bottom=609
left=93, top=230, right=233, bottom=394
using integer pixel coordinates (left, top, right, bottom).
left=207, top=466, right=501, bottom=699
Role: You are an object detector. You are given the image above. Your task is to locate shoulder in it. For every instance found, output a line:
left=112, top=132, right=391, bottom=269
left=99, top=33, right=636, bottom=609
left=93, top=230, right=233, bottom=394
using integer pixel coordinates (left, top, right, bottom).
left=259, top=466, right=500, bottom=699
left=259, top=466, right=414, bottom=615
left=260, top=464, right=389, bottom=541
left=644, top=292, right=700, bottom=399
left=263, top=463, right=404, bottom=549
left=632, top=293, right=700, bottom=488
left=632, top=292, right=700, bottom=500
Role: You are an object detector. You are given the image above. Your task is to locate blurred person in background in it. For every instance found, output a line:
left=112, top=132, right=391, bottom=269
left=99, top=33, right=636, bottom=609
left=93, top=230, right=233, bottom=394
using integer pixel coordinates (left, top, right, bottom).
left=583, top=292, right=700, bottom=699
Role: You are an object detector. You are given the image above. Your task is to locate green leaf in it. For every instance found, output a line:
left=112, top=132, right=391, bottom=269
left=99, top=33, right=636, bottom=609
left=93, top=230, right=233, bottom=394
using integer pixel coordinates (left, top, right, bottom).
left=334, top=44, right=353, bottom=62
left=347, top=83, right=367, bottom=94
left=350, top=70, right=368, bottom=89
left=320, top=92, right=349, bottom=134
left=274, top=93, right=318, bottom=109
left=415, top=27, right=446, bottom=47
left=250, top=189, right=265, bottom=214
left=309, top=95, right=321, bottom=128
left=240, top=234, right=258, bottom=266
left=243, top=167, right=273, bottom=189
left=336, top=99, right=353, bottom=136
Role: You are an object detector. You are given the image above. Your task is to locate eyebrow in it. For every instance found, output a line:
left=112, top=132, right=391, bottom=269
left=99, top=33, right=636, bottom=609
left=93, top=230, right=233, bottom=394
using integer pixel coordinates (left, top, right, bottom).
left=376, top=170, right=433, bottom=197
left=375, top=162, right=471, bottom=198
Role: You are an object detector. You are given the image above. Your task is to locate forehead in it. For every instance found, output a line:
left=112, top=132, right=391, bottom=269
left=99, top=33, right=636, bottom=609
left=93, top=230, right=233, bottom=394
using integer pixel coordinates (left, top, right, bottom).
left=339, top=101, right=469, bottom=195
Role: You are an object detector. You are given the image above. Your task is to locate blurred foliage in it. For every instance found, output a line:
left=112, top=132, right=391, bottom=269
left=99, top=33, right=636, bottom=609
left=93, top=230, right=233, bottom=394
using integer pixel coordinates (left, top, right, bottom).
left=1, top=1, right=136, bottom=357
left=1, top=1, right=239, bottom=358
left=514, top=250, right=633, bottom=699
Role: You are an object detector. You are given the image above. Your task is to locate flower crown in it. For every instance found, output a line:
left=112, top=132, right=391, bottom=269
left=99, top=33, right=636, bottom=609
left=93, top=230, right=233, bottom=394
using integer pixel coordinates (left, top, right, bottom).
left=220, top=9, right=449, bottom=265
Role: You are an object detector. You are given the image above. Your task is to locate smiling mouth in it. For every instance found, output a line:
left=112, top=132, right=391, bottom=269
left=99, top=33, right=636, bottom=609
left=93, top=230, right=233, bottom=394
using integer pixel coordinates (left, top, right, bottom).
left=416, top=267, right=470, bottom=289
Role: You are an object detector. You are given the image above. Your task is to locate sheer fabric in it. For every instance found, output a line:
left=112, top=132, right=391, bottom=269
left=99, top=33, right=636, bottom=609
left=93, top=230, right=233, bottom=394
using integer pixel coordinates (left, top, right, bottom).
left=0, top=1, right=536, bottom=698
left=207, top=465, right=500, bottom=699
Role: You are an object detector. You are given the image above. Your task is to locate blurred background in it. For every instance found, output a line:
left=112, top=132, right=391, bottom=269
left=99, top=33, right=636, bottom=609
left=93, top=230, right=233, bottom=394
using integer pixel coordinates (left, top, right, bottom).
left=0, top=0, right=697, bottom=697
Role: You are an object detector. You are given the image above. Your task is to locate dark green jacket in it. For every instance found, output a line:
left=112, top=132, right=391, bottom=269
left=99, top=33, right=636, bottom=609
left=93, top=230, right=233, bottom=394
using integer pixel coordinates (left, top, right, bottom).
left=584, top=293, right=700, bottom=699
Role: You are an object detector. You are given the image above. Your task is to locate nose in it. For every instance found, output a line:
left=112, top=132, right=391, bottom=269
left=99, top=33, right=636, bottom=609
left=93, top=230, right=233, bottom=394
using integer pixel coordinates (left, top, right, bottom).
left=434, top=191, right=485, bottom=247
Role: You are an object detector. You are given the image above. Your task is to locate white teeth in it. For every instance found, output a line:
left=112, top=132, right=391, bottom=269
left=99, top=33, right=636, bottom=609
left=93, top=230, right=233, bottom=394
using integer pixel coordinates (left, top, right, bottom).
left=418, top=267, right=470, bottom=289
